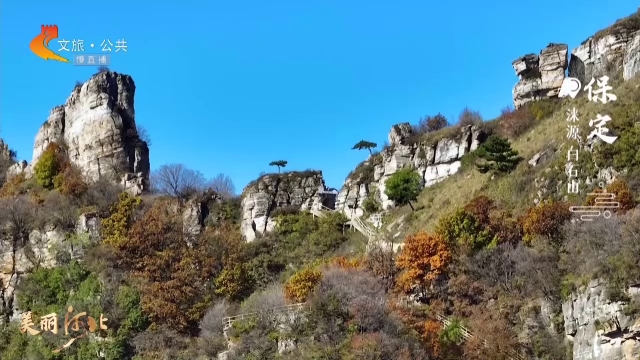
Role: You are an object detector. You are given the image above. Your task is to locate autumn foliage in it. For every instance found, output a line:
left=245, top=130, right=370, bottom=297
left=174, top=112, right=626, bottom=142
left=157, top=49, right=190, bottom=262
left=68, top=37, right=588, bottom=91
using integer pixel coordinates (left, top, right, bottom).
left=33, top=142, right=70, bottom=189
left=463, top=195, right=495, bottom=226
left=396, top=231, right=452, bottom=297
left=53, top=165, right=88, bottom=198
left=106, top=198, right=248, bottom=333
left=344, top=333, right=385, bottom=360
left=102, top=192, right=142, bottom=246
left=585, top=179, right=637, bottom=213
left=284, top=266, right=323, bottom=303
left=332, top=256, right=363, bottom=269
left=521, top=200, right=572, bottom=244
left=423, top=319, right=443, bottom=357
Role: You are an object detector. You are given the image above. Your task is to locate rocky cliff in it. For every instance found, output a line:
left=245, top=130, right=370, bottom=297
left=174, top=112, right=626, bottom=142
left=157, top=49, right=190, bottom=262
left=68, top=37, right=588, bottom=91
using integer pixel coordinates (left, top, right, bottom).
left=513, top=10, right=640, bottom=108
left=31, top=71, right=150, bottom=195
left=240, top=171, right=337, bottom=242
left=563, top=279, right=640, bottom=360
left=0, top=139, right=12, bottom=161
left=512, top=43, right=569, bottom=109
left=335, top=124, right=484, bottom=219
left=0, top=213, right=101, bottom=325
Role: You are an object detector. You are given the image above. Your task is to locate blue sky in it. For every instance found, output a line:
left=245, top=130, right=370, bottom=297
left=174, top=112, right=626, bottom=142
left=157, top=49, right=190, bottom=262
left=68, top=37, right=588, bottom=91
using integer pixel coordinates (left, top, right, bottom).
left=1, top=1, right=637, bottom=192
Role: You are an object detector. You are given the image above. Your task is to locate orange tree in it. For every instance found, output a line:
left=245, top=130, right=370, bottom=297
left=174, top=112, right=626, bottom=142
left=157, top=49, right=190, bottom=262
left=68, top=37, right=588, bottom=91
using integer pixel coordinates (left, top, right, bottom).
left=585, top=179, right=637, bottom=213
left=396, top=231, right=452, bottom=299
left=521, top=200, right=572, bottom=245
left=284, top=265, right=323, bottom=303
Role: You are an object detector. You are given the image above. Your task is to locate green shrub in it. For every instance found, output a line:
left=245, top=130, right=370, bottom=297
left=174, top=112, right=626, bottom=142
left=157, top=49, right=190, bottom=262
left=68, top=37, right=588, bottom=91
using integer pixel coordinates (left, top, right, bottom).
left=362, top=194, right=381, bottom=213
left=16, top=260, right=94, bottom=317
left=435, top=208, right=496, bottom=252
left=33, top=143, right=66, bottom=189
left=592, top=103, right=640, bottom=171
left=384, top=168, right=422, bottom=211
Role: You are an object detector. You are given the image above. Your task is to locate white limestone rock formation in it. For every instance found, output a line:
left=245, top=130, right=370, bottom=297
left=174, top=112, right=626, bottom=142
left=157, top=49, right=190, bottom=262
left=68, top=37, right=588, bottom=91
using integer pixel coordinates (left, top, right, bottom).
left=623, top=31, right=640, bottom=81
left=563, top=279, right=640, bottom=360
left=335, top=123, right=484, bottom=219
left=0, top=213, right=101, bottom=325
left=240, top=171, right=337, bottom=242
left=182, top=190, right=223, bottom=241
left=568, top=9, right=640, bottom=83
left=31, top=71, right=150, bottom=195
left=512, top=43, right=568, bottom=108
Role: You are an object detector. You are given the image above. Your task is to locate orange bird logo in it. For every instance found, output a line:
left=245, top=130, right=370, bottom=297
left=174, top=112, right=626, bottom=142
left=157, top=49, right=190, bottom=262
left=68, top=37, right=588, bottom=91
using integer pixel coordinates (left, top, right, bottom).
left=30, top=25, right=70, bottom=63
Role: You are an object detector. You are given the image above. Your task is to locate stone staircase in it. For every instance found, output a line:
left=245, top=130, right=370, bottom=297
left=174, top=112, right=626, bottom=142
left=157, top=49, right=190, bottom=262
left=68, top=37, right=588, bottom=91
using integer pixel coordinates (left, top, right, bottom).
left=310, top=205, right=404, bottom=253
left=311, top=205, right=377, bottom=238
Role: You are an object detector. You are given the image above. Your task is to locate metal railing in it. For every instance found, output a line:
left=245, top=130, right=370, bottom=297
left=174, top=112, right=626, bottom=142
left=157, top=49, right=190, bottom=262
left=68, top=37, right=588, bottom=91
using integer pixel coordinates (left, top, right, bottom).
left=222, top=303, right=308, bottom=331
left=350, top=215, right=376, bottom=239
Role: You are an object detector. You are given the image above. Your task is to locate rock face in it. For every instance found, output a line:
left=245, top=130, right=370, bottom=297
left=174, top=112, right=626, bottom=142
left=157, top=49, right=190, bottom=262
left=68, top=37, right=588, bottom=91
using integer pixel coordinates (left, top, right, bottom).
left=512, top=43, right=568, bottom=108
left=240, top=171, right=337, bottom=241
left=0, top=139, right=12, bottom=161
left=623, top=31, right=640, bottom=81
left=32, top=71, right=150, bottom=195
left=0, top=214, right=101, bottom=325
left=182, top=190, right=223, bottom=240
left=335, top=124, right=484, bottom=219
left=513, top=10, right=640, bottom=108
left=570, top=24, right=640, bottom=84
left=563, top=279, right=640, bottom=360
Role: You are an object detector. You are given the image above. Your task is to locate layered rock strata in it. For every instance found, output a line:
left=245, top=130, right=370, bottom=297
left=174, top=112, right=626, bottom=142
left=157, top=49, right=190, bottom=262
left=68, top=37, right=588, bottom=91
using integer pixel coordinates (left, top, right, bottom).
left=512, top=43, right=568, bottom=108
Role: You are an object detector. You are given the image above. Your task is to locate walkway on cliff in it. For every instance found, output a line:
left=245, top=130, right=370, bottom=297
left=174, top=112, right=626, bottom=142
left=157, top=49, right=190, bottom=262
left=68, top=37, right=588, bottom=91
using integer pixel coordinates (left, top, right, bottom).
left=221, top=301, right=527, bottom=360
left=311, top=205, right=402, bottom=253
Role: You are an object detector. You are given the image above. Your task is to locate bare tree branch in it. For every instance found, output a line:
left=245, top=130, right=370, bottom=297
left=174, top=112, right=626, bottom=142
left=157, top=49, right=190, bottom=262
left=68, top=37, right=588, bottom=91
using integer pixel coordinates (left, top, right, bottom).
left=151, top=163, right=207, bottom=201
left=0, top=197, right=38, bottom=248
left=209, top=173, right=236, bottom=199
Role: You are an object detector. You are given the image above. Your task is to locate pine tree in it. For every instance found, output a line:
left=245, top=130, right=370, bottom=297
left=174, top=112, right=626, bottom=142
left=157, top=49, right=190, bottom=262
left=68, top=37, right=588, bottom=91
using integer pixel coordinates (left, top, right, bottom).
left=475, top=135, right=521, bottom=173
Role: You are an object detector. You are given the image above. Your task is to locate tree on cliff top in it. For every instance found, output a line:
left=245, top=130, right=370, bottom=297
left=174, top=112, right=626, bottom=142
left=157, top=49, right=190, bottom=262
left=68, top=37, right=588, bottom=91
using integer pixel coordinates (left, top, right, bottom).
left=415, top=113, right=448, bottom=134
left=209, top=173, right=236, bottom=199
left=384, top=168, right=422, bottom=211
left=269, top=160, right=287, bottom=173
left=352, top=140, right=378, bottom=155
